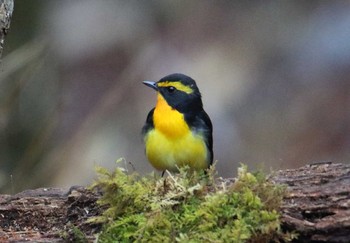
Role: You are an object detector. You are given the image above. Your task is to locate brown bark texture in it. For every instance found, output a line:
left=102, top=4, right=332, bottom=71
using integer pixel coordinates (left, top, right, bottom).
left=0, top=162, right=349, bottom=242
left=271, top=162, right=350, bottom=243
left=0, top=187, right=103, bottom=242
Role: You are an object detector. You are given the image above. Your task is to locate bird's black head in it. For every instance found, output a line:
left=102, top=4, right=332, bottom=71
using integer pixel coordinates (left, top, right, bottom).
left=143, top=73, right=203, bottom=113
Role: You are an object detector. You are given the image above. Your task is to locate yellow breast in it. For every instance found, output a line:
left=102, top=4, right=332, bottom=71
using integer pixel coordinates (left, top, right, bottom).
left=144, top=94, right=209, bottom=171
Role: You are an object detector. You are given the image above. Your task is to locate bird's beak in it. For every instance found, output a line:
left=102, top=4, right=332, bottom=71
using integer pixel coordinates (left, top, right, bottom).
left=142, top=81, right=158, bottom=91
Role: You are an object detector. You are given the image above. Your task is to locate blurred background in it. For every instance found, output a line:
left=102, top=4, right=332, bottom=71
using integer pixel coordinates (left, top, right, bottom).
left=1, top=1, right=350, bottom=193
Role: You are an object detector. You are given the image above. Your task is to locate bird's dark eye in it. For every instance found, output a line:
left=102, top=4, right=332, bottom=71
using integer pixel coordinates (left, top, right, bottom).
left=167, top=86, right=176, bottom=93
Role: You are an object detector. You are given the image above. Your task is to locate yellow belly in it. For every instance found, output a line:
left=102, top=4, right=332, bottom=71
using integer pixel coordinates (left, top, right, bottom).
left=144, top=129, right=209, bottom=172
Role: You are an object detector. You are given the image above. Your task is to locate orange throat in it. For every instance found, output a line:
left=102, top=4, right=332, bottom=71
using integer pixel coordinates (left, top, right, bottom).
left=153, top=93, right=189, bottom=138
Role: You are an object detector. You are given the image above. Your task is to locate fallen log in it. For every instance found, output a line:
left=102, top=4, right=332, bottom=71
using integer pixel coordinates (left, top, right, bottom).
left=0, top=162, right=349, bottom=242
left=272, top=162, right=350, bottom=242
left=0, top=187, right=103, bottom=242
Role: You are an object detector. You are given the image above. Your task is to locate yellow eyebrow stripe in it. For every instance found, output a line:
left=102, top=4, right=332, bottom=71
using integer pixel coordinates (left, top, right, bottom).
left=157, top=81, right=193, bottom=94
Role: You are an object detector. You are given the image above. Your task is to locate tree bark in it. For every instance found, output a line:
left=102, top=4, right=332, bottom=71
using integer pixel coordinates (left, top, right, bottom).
left=0, top=187, right=103, bottom=242
left=271, top=162, right=350, bottom=242
left=0, top=0, right=14, bottom=58
left=0, top=162, right=349, bottom=242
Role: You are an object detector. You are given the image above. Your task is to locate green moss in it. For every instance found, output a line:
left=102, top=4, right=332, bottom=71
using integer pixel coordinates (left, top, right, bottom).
left=90, top=162, right=296, bottom=242
left=60, top=224, right=89, bottom=243
left=70, top=226, right=89, bottom=243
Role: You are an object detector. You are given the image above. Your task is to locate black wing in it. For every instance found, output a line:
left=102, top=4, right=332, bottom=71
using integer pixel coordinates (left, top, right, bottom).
left=184, top=110, right=213, bottom=164
left=142, top=108, right=155, bottom=137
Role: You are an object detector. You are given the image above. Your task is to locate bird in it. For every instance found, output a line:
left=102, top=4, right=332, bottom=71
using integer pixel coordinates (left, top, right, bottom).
left=142, top=73, right=213, bottom=173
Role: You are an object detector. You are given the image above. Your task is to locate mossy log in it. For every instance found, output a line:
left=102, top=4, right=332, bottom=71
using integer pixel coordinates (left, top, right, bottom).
left=0, top=162, right=349, bottom=242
